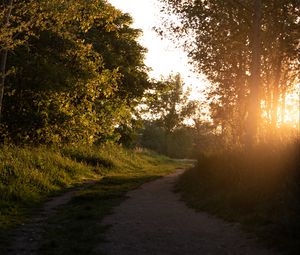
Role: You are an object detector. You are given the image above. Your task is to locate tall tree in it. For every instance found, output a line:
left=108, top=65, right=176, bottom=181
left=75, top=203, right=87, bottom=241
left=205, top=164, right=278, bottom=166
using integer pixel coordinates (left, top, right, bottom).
left=246, top=0, right=262, bottom=146
left=143, top=74, right=196, bottom=133
left=158, top=0, right=299, bottom=145
left=1, top=0, right=150, bottom=144
left=142, top=74, right=197, bottom=154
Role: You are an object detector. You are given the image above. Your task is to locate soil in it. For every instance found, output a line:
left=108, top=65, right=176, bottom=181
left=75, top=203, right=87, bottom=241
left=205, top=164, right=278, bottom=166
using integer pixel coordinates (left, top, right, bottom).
left=96, top=169, right=280, bottom=255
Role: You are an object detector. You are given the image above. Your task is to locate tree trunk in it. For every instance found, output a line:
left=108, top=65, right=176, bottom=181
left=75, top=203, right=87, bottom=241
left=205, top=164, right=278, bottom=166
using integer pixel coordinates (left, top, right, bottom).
left=271, top=57, right=283, bottom=128
left=0, top=0, right=14, bottom=122
left=245, top=0, right=262, bottom=147
left=265, top=70, right=272, bottom=125
left=280, top=70, right=288, bottom=125
left=281, top=87, right=286, bottom=125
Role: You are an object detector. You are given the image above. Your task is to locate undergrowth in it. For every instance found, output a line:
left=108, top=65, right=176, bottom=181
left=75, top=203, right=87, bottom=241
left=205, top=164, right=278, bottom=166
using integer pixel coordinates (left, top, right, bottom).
left=177, top=140, right=300, bottom=254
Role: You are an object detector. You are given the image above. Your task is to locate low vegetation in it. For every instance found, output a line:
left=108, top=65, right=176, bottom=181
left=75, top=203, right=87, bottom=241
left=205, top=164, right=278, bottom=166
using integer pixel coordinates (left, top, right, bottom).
left=0, top=144, right=187, bottom=252
left=177, top=140, right=300, bottom=254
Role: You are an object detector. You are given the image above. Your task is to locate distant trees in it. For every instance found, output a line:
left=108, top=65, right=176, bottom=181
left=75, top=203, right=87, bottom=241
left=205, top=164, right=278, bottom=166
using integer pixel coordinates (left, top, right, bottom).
left=140, top=122, right=195, bottom=158
left=143, top=74, right=197, bottom=133
left=139, top=74, right=198, bottom=156
left=0, top=0, right=150, bottom=144
left=158, top=0, right=299, bottom=146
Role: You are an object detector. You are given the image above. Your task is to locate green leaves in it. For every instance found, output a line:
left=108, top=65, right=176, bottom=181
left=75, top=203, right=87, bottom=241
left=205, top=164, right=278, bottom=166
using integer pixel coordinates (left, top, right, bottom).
left=143, top=74, right=197, bottom=133
left=1, top=0, right=150, bottom=145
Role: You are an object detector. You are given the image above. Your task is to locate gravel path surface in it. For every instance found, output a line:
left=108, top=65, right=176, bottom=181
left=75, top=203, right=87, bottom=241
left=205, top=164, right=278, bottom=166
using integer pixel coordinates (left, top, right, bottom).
left=97, top=169, right=279, bottom=255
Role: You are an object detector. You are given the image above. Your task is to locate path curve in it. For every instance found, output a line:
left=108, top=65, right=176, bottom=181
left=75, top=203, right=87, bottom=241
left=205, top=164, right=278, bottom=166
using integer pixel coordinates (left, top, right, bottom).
left=97, top=169, right=279, bottom=255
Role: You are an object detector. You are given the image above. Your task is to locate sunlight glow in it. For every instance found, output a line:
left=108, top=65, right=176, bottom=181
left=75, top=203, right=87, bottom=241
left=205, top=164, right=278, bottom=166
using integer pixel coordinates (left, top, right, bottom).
left=261, top=83, right=300, bottom=130
left=108, top=0, right=209, bottom=100
left=281, top=84, right=300, bottom=129
left=108, top=0, right=299, bottom=130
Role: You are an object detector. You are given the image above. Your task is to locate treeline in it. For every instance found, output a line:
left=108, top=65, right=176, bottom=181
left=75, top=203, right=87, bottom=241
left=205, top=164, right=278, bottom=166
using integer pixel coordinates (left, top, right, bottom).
left=0, top=0, right=153, bottom=145
left=159, top=0, right=299, bottom=146
left=1, top=0, right=298, bottom=152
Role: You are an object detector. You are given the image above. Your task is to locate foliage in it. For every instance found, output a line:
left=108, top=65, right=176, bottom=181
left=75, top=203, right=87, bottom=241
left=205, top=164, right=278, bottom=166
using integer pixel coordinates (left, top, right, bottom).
left=158, top=0, right=299, bottom=145
left=115, top=118, right=143, bottom=148
left=1, top=0, right=149, bottom=145
left=139, top=119, right=222, bottom=158
left=87, top=12, right=150, bottom=101
left=177, top=139, right=300, bottom=254
left=138, top=74, right=198, bottom=157
left=143, top=74, right=197, bottom=133
left=139, top=121, right=166, bottom=154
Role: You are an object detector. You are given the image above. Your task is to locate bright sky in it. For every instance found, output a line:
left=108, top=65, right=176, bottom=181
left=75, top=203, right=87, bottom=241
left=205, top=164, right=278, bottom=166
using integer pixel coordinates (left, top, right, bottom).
left=108, top=0, right=208, bottom=100
left=108, top=0, right=299, bottom=128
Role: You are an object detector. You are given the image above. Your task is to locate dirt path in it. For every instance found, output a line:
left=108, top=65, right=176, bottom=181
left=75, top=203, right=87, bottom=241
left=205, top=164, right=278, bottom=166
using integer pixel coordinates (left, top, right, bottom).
left=97, top=169, right=279, bottom=255
left=7, top=181, right=96, bottom=255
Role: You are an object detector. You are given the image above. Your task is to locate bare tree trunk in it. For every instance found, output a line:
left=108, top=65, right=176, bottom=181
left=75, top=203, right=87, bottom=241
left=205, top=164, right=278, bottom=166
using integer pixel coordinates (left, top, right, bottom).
left=280, top=70, right=289, bottom=125
left=271, top=57, right=283, bottom=128
left=281, top=87, right=286, bottom=125
left=0, top=0, right=14, bottom=122
left=245, top=0, right=262, bottom=147
left=265, top=70, right=272, bottom=125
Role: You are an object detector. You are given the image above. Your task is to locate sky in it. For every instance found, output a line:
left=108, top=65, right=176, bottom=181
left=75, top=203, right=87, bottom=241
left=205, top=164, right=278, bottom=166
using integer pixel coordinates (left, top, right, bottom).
left=108, top=0, right=208, bottom=99
left=108, top=0, right=299, bottom=128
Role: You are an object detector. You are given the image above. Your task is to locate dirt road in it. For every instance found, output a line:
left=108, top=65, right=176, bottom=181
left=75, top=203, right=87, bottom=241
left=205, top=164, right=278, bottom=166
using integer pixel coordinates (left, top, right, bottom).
left=97, top=169, right=279, bottom=255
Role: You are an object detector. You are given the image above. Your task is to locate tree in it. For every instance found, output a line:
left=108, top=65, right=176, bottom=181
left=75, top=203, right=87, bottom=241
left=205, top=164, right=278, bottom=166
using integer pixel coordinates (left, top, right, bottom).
left=143, top=74, right=196, bottom=132
left=158, top=0, right=299, bottom=146
left=142, top=73, right=197, bottom=154
left=261, top=1, right=299, bottom=130
left=87, top=13, right=150, bottom=102
left=1, top=0, right=150, bottom=144
left=0, top=0, right=13, bottom=120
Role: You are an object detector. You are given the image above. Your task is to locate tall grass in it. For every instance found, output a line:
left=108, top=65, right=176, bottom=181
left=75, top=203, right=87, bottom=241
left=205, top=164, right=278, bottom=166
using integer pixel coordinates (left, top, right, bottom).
left=178, top=139, right=300, bottom=254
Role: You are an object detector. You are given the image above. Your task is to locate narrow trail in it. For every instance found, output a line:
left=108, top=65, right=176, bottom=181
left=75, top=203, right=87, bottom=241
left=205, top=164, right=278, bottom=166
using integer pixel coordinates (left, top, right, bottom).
left=7, top=181, right=96, bottom=255
left=97, top=169, right=279, bottom=255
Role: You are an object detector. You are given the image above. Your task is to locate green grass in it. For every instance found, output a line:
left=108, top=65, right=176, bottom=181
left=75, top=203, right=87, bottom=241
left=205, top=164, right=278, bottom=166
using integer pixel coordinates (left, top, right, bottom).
left=0, top=144, right=188, bottom=253
left=177, top=140, right=300, bottom=255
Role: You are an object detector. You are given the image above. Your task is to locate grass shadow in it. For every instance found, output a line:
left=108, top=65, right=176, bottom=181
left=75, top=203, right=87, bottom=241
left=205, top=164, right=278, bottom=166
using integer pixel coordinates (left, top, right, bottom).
left=61, top=149, right=114, bottom=168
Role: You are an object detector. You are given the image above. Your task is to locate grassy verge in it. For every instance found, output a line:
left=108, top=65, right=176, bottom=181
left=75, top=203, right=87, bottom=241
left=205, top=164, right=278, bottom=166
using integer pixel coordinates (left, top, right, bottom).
left=0, top=144, right=188, bottom=252
left=177, top=140, right=300, bottom=255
